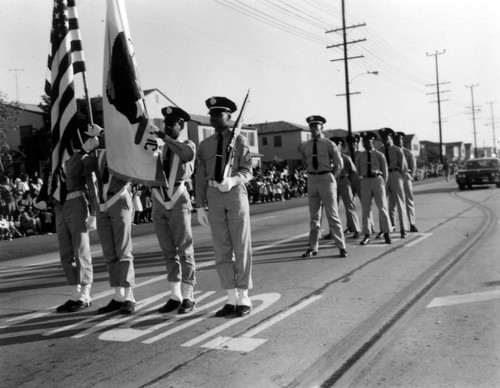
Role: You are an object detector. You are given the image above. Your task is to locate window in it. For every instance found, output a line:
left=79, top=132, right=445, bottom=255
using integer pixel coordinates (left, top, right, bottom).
left=262, top=136, right=268, bottom=146
left=413, top=144, right=418, bottom=151
left=241, top=130, right=255, bottom=147
left=274, top=135, right=282, bottom=147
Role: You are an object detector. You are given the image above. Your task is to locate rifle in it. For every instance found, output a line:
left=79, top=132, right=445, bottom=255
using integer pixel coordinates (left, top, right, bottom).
left=222, top=89, right=250, bottom=179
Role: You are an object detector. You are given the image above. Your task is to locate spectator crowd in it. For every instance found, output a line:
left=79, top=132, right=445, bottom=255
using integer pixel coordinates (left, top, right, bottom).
left=0, top=160, right=454, bottom=242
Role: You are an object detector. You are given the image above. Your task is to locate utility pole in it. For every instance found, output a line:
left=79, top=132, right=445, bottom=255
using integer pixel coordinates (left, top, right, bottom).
left=326, top=0, right=365, bottom=158
left=486, top=101, right=497, bottom=155
left=426, top=51, right=449, bottom=164
left=465, top=84, right=479, bottom=158
left=9, top=68, right=24, bottom=101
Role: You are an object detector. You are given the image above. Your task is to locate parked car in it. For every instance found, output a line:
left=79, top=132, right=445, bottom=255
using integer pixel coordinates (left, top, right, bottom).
left=456, top=157, right=500, bottom=190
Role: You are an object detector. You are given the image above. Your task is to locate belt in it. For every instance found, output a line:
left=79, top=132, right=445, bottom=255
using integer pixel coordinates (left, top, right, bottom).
left=307, top=171, right=332, bottom=175
left=388, top=168, right=400, bottom=172
left=66, top=190, right=84, bottom=200
left=362, top=173, right=383, bottom=178
left=208, top=180, right=220, bottom=187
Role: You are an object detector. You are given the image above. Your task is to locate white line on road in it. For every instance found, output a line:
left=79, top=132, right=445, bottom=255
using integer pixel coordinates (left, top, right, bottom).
left=200, top=295, right=322, bottom=352
left=427, top=289, right=500, bottom=308
left=252, top=216, right=276, bottom=222
left=404, top=233, right=433, bottom=247
left=181, top=293, right=281, bottom=348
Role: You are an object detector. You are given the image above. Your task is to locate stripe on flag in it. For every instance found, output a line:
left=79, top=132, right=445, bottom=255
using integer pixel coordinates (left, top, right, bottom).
left=45, top=0, right=86, bottom=202
left=103, top=0, right=165, bottom=186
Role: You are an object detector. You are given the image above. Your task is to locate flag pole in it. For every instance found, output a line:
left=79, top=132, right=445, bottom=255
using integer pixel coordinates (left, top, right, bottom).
left=82, top=71, right=94, bottom=126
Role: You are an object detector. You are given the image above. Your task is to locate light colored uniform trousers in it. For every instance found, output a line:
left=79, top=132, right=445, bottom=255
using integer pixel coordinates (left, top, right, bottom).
left=55, top=196, right=93, bottom=285
left=207, top=184, right=252, bottom=290
left=387, top=171, right=409, bottom=231
left=402, top=173, right=416, bottom=226
left=360, top=176, right=392, bottom=235
left=96, top=192, right=135, bottom=287
left=337, top=176, right=360, bottom=232
left=307, top=174, right=346, bottom=250
left=152, top=192, right=195, bottom=286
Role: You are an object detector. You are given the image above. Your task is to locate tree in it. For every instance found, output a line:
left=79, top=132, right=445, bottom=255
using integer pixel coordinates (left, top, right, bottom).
left=0, top=91, right=20, bottom=173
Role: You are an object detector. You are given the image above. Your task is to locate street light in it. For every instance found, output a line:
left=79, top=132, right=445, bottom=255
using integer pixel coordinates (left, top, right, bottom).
left=349, top=70, right=379, bottom=85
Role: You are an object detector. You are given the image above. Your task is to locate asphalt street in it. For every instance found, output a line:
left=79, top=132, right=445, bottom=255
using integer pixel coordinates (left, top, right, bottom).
left=1, top=177, right=499, bottom=388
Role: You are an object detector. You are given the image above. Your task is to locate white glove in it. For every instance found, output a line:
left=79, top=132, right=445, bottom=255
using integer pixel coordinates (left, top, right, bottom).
left=218, top=177, right=236, bottom=193
left=197, top=208, right=209, bottom=226
left=82, top=136, right=99, bottom=153
left=86, top=215, right=97, bottom=231
left=85, top=124, right=103, bottom=137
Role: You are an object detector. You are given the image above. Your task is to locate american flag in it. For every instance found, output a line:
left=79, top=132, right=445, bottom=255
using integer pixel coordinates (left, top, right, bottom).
left=45, top=0, right=86, bottom=202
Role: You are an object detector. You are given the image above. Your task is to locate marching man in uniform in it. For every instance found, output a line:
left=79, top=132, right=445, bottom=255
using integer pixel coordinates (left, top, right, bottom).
left=330, top=136, right=360, bottom=239
left=299, top=115, right=348, bottom=258
left=378, top=127, right=409, bottom=238
left=84, top=124, right=137, bottom=315
left=152, top=107, right=197, bottom=315
left=395, top=132, right=419, bottom=232
left=54, top=136, right=98, bottom=313
left=356, top=131, right=392, bottom=245
left=195, top=96, right=254, bottom=318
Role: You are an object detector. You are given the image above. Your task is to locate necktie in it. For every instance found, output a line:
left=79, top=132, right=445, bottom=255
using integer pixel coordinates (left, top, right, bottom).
left=163, top=148, right=172, bottom=181
left=367, top=150, right=373, bottom=177
left=215, top=133, right=224, bottom=183
left=385, top=147, right=390, bottom=167
left=312, top=140, right=318, bottom=170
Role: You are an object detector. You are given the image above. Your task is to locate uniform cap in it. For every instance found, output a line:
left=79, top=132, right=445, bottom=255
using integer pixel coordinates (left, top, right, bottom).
left=306, top=115, right=326, bottom=125
left=205, top=96, right=237, bottom=113
left=378, top=127, right=395, bottom=138
left=361, top=131, right=377, bottom=140
left=395, top=131, right=406, bottom=138
left=330, top=136, right=346, bottom=147
left=161, top=106, right=191, bottom=122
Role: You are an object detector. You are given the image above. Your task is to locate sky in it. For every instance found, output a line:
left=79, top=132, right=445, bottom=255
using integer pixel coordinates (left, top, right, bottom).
left=1, top=0, right=499, bottom=148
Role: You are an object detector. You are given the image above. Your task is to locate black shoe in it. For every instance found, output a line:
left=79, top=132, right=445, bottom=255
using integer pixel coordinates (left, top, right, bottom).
left=178, top=299, right=195, bottom=314
left=97, top=299, right=124, bottom=314
left=339, top=248, right=348, bottom=258
left=384, top=233, right=392, bottom=244
left=56, top=299, right=78, bottom=313
left=352, top=231, right=360, bottom=239
left=158, top=299, right=181, bottom=313
left=360, top=236, right=370, bottom=245
left=302, top=249, right=318, bottom=258
left=236, top=305, right=252, bottom=317
left=400, top=230, right=407, bottom=239
left=70, top=300, right=91, bottom=312
left=410, top=224, right=419, bottom=232
left=323, top=233, right=334, bottom=240
left=215, top=304, right=237, bottom=317
left=375, top=231, right=383, bottom=239
left=121, top=300, right=136, bottom=315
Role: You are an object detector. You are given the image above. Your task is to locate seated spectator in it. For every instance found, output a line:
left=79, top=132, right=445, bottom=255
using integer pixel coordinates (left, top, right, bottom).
left=20, top=209, right=41, bottom=236
left=7, top=215, right=23, bottom=239
left=17, top=191, right=34, bottom=213
left=0, top=214, right=11, bottom=240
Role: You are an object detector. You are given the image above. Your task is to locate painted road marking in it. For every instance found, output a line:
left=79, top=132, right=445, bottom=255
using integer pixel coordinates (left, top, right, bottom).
left=181, top=293, right=281, bottom=348
left=1, top=233, right=308, bottom=329
left=252, top=216, right=276, bottom=222
left=404, top=232, right=433, bottom=247
left=99, top=291, right=219, bottom=342
left=427, top=289, right=500, bottom=308
left=201, top=295, right=322, bottom=352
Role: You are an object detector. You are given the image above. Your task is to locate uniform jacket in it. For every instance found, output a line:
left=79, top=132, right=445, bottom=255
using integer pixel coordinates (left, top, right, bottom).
left=299, top=137, right=344, bottom=176
left=195, top=127, right=253, bottom=207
